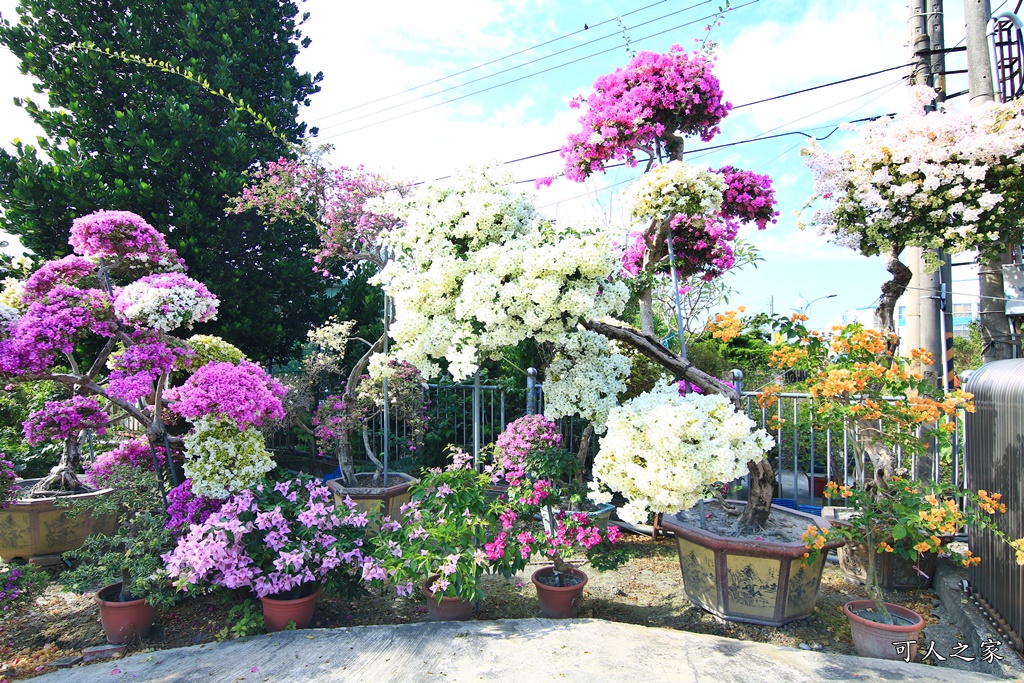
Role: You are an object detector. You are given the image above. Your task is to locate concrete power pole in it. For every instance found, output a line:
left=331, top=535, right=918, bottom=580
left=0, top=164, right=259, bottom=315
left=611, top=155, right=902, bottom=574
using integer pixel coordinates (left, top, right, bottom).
left=908, top=0, right=947, bottom=390
left=966, top=0, right=1014, bottom=364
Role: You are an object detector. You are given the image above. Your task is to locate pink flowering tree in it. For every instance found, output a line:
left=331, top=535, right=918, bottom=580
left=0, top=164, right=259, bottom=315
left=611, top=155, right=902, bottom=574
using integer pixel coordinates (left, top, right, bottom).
left=558, top=46, right=779, bottom=529
left=230, top=146, right=426, bottom=488
left=0, top=210, right=283, bottom=497
left=564, top=46, right=777, bottom=341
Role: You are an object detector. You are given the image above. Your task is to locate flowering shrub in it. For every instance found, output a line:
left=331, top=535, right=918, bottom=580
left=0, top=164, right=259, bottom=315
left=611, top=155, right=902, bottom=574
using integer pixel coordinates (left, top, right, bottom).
left=369, top=449, right=519, bottom=603
left=83, top=438, right=165, bottom=488
left=22, top=256, right=96, bottom=303
left=490, top=415, right=562, bottom=486
left=542, top=329, right=633, bottom=430
left=0, top=563, right=46, bottom=620
left=165, top=479, right=223, bottom=537
left=184, top=334, right=247, bottom=369
left=625, top=161, right=726, bottom=223
left=0, top=286, right=115, bottom=375
left=69, top=210, right=184, bottom=272
left=107, top=336, right=195, bottom=403
left=163, top=475, right=371, bottom=599
left=591, top=380, right=774, bottom=526
left=0, top=455, right=19, bottom=509
left=181, top=415, right=276, bottom=499
left=113, top=272, right=219, bottom=332
left=167, top=360, right=286, bottom=431
left=562, top=47, right=731, bottom=181
left=22, top=396, right=108, bottom=446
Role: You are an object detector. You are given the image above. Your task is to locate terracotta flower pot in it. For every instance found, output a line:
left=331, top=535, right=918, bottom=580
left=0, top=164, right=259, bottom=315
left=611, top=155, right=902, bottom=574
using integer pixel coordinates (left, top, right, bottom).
left=260, top=585, right=321, bottom=632
left=422, top=575, right=475, bottom=621
left=94, top=582, right=158, bottom=644
left=844, top=600, right=924, bottom=661
left=531, top=566, right=588, bottom=618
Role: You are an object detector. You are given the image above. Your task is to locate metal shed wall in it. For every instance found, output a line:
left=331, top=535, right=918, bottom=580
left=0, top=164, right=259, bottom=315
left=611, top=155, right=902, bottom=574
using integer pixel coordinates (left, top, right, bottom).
left=964, top=359, right=1024, bottom=641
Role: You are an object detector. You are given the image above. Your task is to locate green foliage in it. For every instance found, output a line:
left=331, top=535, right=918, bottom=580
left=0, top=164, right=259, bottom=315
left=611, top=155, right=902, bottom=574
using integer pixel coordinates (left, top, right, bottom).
left=0, top=0, right=331, bottom=364
left=214, top=598, right=265, bottom=641
left=952, top=321, right=982, bottom=375
left=60, top=509, right=180, bottom=611
left=0, top=380, right=67, bottom=478
left=686, top=338, right=727, bottom=379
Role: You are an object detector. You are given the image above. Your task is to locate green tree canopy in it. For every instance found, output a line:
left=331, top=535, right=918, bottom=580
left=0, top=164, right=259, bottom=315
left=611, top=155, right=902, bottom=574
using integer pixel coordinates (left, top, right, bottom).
left=0, top=0, right=332, bottom=363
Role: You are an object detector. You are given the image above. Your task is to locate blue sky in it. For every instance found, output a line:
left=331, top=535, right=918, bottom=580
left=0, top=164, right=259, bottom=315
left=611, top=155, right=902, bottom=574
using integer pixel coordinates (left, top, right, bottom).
left=0, top=0, right=981, bottom=328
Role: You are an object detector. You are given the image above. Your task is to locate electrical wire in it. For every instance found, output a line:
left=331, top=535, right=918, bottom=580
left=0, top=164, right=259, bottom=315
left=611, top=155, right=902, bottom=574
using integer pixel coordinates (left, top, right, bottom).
left=308, top=0, right=687, bottom=123
left=316, top=0, right=763, bottom=141
left=315, top=0, right=714, bottom=131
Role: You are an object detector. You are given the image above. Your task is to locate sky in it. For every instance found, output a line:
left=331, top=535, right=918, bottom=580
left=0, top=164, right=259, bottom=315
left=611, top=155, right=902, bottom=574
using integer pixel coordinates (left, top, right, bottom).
left=0, top=0, right=985, bottom=329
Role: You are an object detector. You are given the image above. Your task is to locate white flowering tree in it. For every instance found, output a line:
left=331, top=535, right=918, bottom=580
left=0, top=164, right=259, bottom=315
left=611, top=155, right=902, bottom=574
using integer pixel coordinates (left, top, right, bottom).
left=802, top=87, right=1024, bottom=337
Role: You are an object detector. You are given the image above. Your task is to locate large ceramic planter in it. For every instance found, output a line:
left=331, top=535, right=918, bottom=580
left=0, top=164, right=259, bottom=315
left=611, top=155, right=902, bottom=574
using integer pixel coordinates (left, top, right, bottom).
left=0, top=480, right=117, bottom=564
left=95, top=582, right=158, bottom=644
left=326, top=472, right=417, bottom=532
left=532, top=566, right=588, bottom=618
left=422, top=575, right=475, bottom=621
left=844, top=600, right=924, bottom=660
left=661, top=501, right=842, bottom=626
left=260, top=585, right=321, bottom=632
left=541, top=502, right=616, bottom=534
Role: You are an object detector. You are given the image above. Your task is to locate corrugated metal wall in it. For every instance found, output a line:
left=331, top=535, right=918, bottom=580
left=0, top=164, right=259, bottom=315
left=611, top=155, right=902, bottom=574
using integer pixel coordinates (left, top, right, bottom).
left=964, top=360, right=1024, bottom=640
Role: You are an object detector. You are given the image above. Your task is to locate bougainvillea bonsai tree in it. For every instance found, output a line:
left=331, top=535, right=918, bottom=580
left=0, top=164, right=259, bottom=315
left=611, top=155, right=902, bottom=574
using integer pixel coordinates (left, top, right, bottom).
left=230, top=145, right=426, bottom=488
left=361, top=47, right=778, bottom=530
left=802, top=86, right=1024, bottom=338
left=0, top=210, right=284, bottom=497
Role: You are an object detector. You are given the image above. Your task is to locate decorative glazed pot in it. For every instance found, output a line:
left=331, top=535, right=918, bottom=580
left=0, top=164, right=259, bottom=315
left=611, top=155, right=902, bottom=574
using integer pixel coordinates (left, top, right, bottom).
left=531, top=566, right=588, bottom=619
left=326, top=472, right=417, bottom=532
left=94, top=582, right=158, bottom=644
left=422, top=575, right=475, bottom=621
left=260, top=585, right=322, bottom=632
left=838, top=541, right=939, bottom=590
left=0, top=480, right=117, bottom=564
left=661, top=501, right=843, bottom=626
left=844, top=600, right=924, bottom=660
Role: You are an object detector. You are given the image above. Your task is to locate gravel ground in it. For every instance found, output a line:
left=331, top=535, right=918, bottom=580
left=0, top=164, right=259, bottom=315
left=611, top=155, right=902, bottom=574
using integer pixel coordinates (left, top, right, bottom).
left=0, top=532, right=961, bottom=681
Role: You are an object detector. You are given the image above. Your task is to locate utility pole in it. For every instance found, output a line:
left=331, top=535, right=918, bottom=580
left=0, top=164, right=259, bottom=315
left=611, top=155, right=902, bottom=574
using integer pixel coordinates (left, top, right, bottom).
left=965, top=0, right=1014, bottom=363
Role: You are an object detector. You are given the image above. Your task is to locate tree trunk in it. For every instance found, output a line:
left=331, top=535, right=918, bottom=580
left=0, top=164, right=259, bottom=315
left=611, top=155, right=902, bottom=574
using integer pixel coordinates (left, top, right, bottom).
left=639, top=288, right=656, bottom=336
left=361, top=426, right=385, bottom=487
left=575, top=423, right=594, bottom=487
left=29, top=435, right=85, bottom=495
left=874, top=246, right=912, bottom=339
left=979, top=252, right=1014, bottom=363
left=336, top=431, right=358, bottom=488
left=736, top=458, right=775, bottom=532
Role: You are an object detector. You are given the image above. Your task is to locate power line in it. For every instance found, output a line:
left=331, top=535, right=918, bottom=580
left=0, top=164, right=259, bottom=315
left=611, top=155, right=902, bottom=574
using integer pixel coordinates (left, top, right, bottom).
left=317, top=0, right=762, bottom=141
left=308, top=0, right=686, bottom=123
left=315, top=1, right=713, bottom=130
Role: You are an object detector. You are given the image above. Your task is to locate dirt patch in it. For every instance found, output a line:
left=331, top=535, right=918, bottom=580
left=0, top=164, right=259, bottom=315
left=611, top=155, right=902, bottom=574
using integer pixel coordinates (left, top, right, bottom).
left=0, top=533, right=966, bottom=680
left=671, top=500, right=819, bottom=542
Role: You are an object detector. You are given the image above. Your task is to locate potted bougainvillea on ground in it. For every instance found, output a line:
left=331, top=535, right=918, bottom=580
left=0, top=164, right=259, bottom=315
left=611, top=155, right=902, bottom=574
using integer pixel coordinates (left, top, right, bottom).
left=746, top=314, right=1024, bottom=658
left=163, top=474, right=372, bottom=631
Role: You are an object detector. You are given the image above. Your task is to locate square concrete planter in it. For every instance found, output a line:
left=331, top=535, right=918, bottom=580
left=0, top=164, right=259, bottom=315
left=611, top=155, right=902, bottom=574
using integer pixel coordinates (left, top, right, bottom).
left=661, top=501, right=842, bottom=626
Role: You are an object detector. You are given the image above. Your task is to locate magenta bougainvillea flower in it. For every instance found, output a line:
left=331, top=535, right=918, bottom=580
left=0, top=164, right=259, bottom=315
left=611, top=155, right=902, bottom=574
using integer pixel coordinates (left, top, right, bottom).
left=562, top=47, right=731, bottom=182
left=23, top=396, right=108, bottom=445
left=22, top=256, right=96, bottom=304
left=83, top=438, right=166, bottom=488
left=69, top=210, right=184, bottom=270
left=166, top=360, right=286, bottom=430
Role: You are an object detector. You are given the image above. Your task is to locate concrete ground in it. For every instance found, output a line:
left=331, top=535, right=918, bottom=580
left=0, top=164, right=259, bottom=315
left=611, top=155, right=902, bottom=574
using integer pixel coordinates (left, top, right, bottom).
left=31, top=618, right=1011, bottom=683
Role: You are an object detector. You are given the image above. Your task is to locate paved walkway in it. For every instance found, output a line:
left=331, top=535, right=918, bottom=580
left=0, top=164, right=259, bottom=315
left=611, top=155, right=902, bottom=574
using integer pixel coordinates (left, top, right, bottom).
left=32, top=618, right=1005, bottom=683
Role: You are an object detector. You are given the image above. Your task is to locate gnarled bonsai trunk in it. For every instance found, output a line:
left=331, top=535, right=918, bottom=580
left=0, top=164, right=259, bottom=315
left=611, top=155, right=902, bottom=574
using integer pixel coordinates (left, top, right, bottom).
left=28, top=435, right=86, bottom=496
left=737, top=458, right=775, bottom=532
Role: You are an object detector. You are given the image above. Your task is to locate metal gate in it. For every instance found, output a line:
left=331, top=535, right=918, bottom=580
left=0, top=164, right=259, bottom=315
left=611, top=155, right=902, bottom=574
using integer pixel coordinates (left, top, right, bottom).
left=964, top=360, right=1024, bottom=646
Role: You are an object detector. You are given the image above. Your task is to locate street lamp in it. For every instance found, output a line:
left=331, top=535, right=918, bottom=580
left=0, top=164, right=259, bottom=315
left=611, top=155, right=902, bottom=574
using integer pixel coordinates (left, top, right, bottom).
left=792, top=293, right=837, bottom=316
